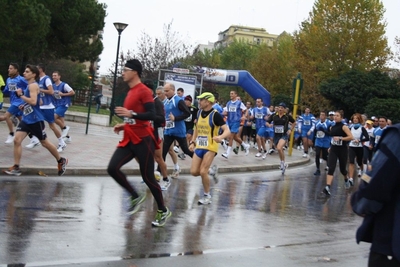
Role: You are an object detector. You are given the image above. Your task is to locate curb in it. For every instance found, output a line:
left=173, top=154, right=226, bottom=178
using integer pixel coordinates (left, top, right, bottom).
left=0, top=158, right=310, bottom=177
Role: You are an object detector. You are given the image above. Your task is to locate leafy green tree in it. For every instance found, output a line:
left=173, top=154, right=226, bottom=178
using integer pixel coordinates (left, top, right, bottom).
left=320, top=69, right=400, bottom=117
left=365, top=98, right=400, bottom=124
left=0, top=0, right=105, bottom=69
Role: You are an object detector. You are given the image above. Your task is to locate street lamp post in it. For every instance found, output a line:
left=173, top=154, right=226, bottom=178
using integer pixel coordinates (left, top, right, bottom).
left=109, top=22, right=128, bottom=125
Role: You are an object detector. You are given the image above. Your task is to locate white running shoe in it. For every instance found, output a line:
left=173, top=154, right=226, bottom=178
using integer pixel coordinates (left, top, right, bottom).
left=357, top=169, right=362, bottom=177
left=26, top=139, right=41, bottom=149
left=302, top=153, right=309, bottom=158
left=222, top=153, right=228, bottom=159
left=262, top=153, right=267, bottom=159
left=209, top=164, right=219, bottom=184
left=57, top=143, right=67, bottom=152
left=255, top=152, right=262, bottom=157
left=325, top=166, right=329, bottom=171
left=5, top=135, right=14, bottom=144
left=222, top=140, right=228, bottom=150
left=282, top=163, right=288, bottom=175
left=61, top=126, right=70, bottom=138
left=244, top=143, right=250, bottom=156
left=173, top=146, right=180, bottom=153
left=63, top=136, right=72, bottom=143
left=268, top=148, right=275, bottom=155
left=198, top=195, right=212, bottom=205
left=171, top=168, right=181, bottom=179
left=160, top=179, right=171, bottom=191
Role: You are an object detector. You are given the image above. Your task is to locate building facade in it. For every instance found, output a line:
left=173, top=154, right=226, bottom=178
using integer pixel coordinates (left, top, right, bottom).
left=215, top=25, right=278, bottom=48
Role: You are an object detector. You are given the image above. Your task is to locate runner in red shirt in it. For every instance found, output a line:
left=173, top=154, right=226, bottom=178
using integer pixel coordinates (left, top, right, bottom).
left=107, top=59, right=171, bottom=227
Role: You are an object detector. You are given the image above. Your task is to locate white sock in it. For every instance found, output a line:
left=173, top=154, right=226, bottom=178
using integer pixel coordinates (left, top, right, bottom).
left=174, top=164, right=180, bottom=170
left=227, top=146, right=232, bottom=155
left=58, top=137, right=66, bottom=146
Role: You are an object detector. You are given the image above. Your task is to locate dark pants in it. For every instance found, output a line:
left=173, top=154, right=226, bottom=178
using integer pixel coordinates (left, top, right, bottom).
left=162, top=135, right=194, bottom=160
left=315, top=146, right=329, bottom=170
left=363, top=146, right=373, bottom=165
left=107, top=136, right=165, bottom=210
left=327, top=146, right=348, bottom=176
left=369, top=251, right=400, bottom=267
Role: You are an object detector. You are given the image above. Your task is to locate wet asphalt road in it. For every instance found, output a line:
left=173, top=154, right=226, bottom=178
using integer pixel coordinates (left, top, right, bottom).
left=0, top=164, right=370, bottom=267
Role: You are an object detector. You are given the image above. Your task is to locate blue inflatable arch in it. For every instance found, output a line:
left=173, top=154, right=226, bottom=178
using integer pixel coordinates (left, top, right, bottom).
left=196, top=67, right=271, bottom=106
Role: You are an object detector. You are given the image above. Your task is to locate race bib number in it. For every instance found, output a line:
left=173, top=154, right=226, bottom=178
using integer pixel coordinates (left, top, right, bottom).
left=184, top=114, right=192, bottom=122
left=123, top=117, right=136, bottom=125
left=165, top=120, right=175, bottom=129
left=40, top=92, right=45, bottom=97
left=304, top=120, right=311, bottom=126
left=255, top=113, right=263, bottom=119
left=54, top=91, right=62, bottom=99
left=274, top=125, right=284, bottom=134
left=331, top=138, right=343, bottom=146
left=23, top=105, right=33, bottom=116
left=228, top=106, right=237, bottom=112
left=375, top=136, right=381, bottom=144
left=316, top=130, right=325, bottom=138
left=196, top=136, right=208, bottom=147
left=350, top=140, right=361, bottom=147
left=251, top=123, right=256, bottom=130
left=8, top=83, right=17, bottom=91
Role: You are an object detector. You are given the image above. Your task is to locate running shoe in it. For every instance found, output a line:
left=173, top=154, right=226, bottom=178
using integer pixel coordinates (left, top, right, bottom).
left=171, top=168, right=180, bottom=179
left=302, top=153, right=309, bottom=158
left=262, top=152, right=267, bottom=159
left=4, top=166, right=22, bottom=176
left=344, top=179, right=351, bottom=189
left=281, top=163, right=288, bottom=175
left=152, top=207, right=172, bottom=227
left=325, top=166, right=329, bottom=171
left=222, top=140, right=228, bottom=150
left=178, top=153, right=185, bottom=160
left=128, top=193, right=146, bottom=215
left=61, top=126, right=70, bottom=138
left=154, top=171, right=161, bottom=182
left=173, top=146, right=180, bottom=153
left=57, top=143, right=67, bottom=152
left=233, top=147, right=239, bottom=154
left=323, top=186, right=331, bottom=196
left=221, top=153, right=228, bottom=159
left=314, top=169, right=321, bottom=176
left=241, top=144, right=245, bottom=151
left=244, top=143, right=250, bottom=156
left=57, top=157, right=68, bottom=176
left=5, top=134, right=14, bottom=144
left=11, top=116, right=19, bottom=127
left=357, top=170, right=362, bottom=177
left=26, top=139, right=41, bottom=149
left=209, top=164, right=219, bottom=184
left=64, top=136, right=72, bottom=143
left=160, top=179, right=171, bottom=191
left=348, top=178, right=354, bottom=187
left=255, top=152, right=262, bottom=157
left=268, top=148, right=275, bottom=155
left=198, top=195, right=212, bottom=205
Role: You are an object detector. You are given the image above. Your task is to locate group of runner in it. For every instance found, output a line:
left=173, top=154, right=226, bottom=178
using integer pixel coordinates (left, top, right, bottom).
left=0, top=63, right=74, bottom=176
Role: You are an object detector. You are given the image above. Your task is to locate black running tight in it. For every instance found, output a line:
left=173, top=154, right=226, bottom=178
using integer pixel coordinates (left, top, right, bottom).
left=162, top=135, right=194, bottom=160
left=107, top=136, right=165, bottom=210
left=327, top=146, right=348, bottom=176
left=315, top=146, right=329, bottom=170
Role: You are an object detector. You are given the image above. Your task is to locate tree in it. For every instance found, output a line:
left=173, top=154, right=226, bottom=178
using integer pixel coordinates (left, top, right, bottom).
left=0, top=0, right=106, bottom=70
left=365, top=98, right=400, bottom=124
left=297, top=0, right=390, bottom=80
left=320, top=69, right=400, bottom=117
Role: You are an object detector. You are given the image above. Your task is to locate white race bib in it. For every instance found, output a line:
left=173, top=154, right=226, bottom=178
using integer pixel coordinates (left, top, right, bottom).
left=23, top=105, right=33, bottom=115
left=331, top=138, right=343, bottom=146
left=274, top=125, right=284, bottom=134
left=123, top=117, right=136, bottom=125
left=304, top=120, right=311, bottom=126
left=165, top=120, right=175, bottom=129
left=228, top=106, right=237, bottom=112
left=8, top=83, right=17, bottom=91
left=54, top=91, right=62, bottom=99
left=375, top=136, right=381, bottom=144
left=316, top=130, right=325, bottom=138
left=350, top=140, right=362, bottom=147
left=196, top=136, right=208, bottom=147
left=255, top=113, right=263, bottom=119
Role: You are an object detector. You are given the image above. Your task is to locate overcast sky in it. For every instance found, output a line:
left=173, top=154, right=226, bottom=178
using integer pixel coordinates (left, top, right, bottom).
left=98, top=0, right=399, bottom=74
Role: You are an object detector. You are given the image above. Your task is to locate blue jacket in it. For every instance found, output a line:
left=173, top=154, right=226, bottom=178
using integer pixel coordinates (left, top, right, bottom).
left=351, top=124, right=400, bottom=261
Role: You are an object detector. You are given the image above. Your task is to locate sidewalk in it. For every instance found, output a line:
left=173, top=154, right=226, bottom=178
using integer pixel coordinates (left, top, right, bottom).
left=0, top=114, right=310, bottom=176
